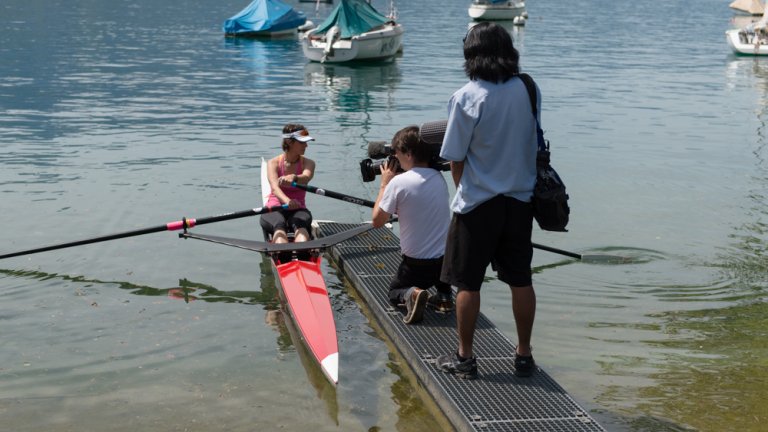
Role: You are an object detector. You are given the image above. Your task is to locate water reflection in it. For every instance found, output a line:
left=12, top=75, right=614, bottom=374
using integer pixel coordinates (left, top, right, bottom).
left=723, top=56, right=768, bottom=275
left=0, top=260, right=342, bottom=424
left=259, top=257, right=340, bottom=423
left=385, top=354, right=452, bottom=431
left=588, top=54, right=768, bottom=431
left=223, top=36, right=302, bottom=82
left=303, top=61, right=402, bottom=113
left=0, top=268, right=272, bottom=305
left=265, top=304, right=340, bottom=424
left=532, top=247, right=667, bottom=273
left=302, top=61, right=403, bottom=148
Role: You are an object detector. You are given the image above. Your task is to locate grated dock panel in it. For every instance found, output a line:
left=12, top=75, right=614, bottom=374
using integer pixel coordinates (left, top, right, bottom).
left=318, top=222, right=606, bottom=432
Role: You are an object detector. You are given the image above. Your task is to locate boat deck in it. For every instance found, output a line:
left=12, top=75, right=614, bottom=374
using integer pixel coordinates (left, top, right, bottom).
left=316, top=222, right=606, bottom=432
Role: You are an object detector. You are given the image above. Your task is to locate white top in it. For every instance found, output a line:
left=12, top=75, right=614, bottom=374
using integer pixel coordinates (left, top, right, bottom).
left=378, top=167, right=450, bottom=259
left=440, top=77, right=538, bottom=213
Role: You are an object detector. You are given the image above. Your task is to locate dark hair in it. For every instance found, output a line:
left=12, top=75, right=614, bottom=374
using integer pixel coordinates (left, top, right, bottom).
left=463, top=22, right=519, bottom=83
left=391, top=125, right=431, bottom=164
left=281, top=123, right=306, bottom=151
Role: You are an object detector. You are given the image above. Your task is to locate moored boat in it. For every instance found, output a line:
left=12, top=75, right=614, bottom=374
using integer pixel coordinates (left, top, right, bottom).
left=301, top=0, right=404, bottom=63
left=468, top=0, right=526, bottom=21
left=223, top=0, right=314, bottom=38
left=727, top=15, right=768, bottom=55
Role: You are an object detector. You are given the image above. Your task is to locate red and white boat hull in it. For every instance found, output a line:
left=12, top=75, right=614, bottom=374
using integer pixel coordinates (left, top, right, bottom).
left=274, top=257, right=339, bottom=385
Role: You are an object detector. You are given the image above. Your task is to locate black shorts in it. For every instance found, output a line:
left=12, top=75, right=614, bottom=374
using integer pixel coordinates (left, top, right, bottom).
left=389, top=255, right=452, bottom=304
left=260, top=208, right=313, bottom=239
left=441, top=195, right=533, bottom=291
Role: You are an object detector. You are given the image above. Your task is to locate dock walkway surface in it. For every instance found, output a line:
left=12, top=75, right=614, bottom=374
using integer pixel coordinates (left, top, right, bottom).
left=317, top=222, right=606, bottom=432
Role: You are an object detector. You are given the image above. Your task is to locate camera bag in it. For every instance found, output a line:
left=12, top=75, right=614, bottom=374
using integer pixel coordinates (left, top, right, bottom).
left=519, top=73, right=570, bottom=232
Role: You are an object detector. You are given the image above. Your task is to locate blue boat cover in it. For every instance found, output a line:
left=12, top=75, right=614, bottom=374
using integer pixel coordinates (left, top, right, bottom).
left=223, top=0, right=307, bottom=35
left=312, top=0, right=390, bottom=39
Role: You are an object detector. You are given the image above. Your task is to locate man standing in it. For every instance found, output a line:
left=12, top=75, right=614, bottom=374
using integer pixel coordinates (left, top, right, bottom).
left=436, top=22, right=539, bottom=379
left=372, top=125, right=454, bottom=324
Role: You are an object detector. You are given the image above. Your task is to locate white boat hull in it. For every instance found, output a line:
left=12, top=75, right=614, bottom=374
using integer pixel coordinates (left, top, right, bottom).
left=302, top=24, right=404, bottom=63
left=726, top=28, right=768, bottom=55
left=468, top=1, right=526, bottom=20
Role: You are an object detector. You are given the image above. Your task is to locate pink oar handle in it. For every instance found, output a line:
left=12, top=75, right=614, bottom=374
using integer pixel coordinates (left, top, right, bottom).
left=166, top=219, right=197, bottom=231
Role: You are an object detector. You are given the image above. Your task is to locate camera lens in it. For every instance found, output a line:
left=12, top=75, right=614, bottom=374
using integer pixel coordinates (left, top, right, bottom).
left=359, top=158, right=377, bottom=182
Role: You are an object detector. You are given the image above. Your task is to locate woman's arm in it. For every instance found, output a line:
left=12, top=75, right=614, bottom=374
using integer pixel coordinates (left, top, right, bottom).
left=371, top=159, right=397, bottom=228
left=293, top=157, right=315, bottom=184
left=268, top=157, right=293, bottom=205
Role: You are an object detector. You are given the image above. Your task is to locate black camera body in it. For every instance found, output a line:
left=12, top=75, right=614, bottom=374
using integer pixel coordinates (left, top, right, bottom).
left=359, top=140, right=405, bottom=182
left=359, top=120, right=450, bottom=182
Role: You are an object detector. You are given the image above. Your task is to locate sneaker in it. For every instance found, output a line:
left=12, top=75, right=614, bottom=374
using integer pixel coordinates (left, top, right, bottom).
left=436, top=351, right=478, bottom=380
left=513, top=353, right=535, bottom=377
left=428, top=291, right=455, bottom=313
left=403, top=288, right=429, bottom=324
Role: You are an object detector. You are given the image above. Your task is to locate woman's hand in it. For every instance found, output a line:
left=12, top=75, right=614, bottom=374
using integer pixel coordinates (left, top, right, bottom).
left=278, top=174, right=297, bottom=186
left=286, top=198, right=301, bottom=210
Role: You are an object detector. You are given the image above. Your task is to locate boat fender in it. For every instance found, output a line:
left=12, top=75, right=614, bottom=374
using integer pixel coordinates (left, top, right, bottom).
left=298, top=20, right=316, bottom=34
left=322, top=26, right=340, bottom=62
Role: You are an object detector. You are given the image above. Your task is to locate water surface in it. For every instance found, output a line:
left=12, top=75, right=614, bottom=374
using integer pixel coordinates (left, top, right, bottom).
left=1, top=0, right=766, bottom=431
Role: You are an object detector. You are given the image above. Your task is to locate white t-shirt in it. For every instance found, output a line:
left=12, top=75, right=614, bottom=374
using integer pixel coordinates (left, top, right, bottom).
left=379, top=167, right=450, bottom=259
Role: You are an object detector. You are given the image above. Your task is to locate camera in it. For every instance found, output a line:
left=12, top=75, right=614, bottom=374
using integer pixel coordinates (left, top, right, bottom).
left=359, top=140, right=403, bottom=182
left=359, top=120, right=450, bottom=182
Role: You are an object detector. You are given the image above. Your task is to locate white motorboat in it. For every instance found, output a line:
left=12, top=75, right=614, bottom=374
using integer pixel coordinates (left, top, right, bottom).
left=301, top=0, right=403, bottom=63
left=727, top=15, right=768, bottom=55
left=468, top=0, right=526, bottom=21
left=727, top=28, right=768, bottom=55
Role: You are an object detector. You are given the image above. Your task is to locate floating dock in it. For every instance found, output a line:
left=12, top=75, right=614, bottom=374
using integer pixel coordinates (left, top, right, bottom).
left=317, top=222, right=606, bottom=432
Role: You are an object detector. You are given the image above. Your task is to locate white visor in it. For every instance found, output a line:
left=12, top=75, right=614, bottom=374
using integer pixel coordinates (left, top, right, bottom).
left=281, top=130, right=315, bottom=142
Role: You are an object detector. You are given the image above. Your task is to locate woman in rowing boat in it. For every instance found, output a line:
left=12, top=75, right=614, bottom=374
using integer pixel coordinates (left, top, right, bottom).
left=260, top=123, right=317, bottom=244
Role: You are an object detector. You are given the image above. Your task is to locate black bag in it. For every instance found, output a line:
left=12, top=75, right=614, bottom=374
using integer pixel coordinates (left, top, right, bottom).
left=519, top=73, right=570, bottom=232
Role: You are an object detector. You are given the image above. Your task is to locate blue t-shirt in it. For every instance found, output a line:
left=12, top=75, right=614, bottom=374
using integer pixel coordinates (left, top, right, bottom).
left=440, top=77, right=538, bottom=213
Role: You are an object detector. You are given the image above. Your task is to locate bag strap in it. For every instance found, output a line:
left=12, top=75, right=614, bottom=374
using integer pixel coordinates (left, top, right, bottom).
left=519, top=73, right=548, bottom=152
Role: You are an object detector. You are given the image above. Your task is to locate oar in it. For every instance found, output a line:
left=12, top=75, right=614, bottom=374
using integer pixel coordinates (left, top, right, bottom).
left=531, top=242, right=582, bottom=260
left=292, top=182, right=621, bottom=262
left=293, top=183, right=376, bottom=208
left=0, top=205, right=287, bottom=260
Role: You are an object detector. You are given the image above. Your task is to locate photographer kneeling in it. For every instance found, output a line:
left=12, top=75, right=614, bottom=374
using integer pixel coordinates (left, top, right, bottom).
left=372, top=126, right=454, bottom=324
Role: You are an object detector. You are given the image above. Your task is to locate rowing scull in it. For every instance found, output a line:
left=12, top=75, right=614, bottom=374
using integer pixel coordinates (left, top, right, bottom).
left=180, top=220, right=376, bottom=386
left=261, top=157, right=338, bottom=384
